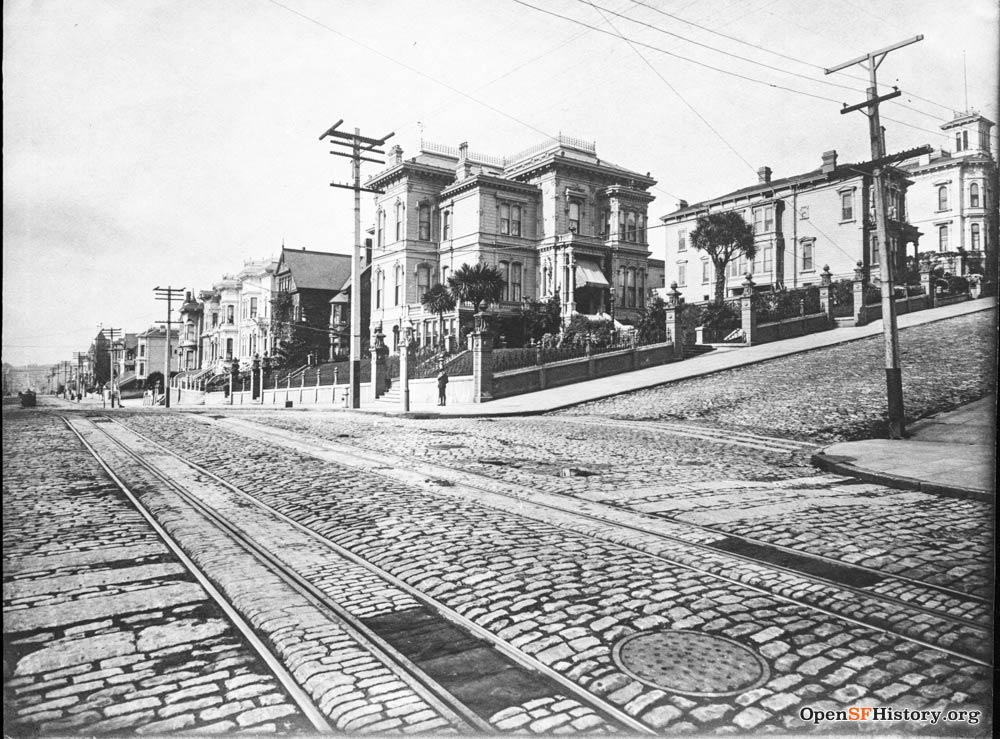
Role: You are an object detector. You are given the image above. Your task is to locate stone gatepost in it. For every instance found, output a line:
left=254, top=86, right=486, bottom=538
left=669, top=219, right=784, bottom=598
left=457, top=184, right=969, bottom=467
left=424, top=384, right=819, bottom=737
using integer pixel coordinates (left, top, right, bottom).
left=852, top=261, right=868, bottom=326
left=919, top=262, right=935, bottom=310
left=372, top=325, right=389, bottom=398
left=536, top=346, right=547, bottom=391
left=472, top=306, right=494, bottom=403
left=740, top=274, right=757, bottom=345
left=664, top=281, right=683, bottom=360
left=818, top=265, right=834, bottom=324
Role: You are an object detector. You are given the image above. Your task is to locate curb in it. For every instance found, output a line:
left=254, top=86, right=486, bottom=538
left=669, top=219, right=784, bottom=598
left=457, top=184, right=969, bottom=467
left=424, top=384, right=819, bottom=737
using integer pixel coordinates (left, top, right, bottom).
left=810, top=451, right=992, bottom=503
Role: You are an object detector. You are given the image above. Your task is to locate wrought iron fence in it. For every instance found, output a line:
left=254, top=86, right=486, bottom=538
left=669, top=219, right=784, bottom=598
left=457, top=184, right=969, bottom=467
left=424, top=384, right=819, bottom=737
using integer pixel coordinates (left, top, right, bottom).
left=754, top=286, right=821, bottom=324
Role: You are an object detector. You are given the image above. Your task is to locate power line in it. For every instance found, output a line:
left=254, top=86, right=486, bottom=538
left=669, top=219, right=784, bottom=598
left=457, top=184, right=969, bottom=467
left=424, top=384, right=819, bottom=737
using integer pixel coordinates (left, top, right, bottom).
left=512, top=0, right=845, bottom=105
left=584, top=0, right=759, bottom=177
left=577, top=0, right=866, bottom=95
left=264, top=0, right=558, bottom=143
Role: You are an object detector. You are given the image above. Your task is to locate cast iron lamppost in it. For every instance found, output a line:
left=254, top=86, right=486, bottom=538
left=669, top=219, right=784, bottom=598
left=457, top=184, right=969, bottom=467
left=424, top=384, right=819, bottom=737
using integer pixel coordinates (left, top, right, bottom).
left=400, top=319, right=414, bottom=412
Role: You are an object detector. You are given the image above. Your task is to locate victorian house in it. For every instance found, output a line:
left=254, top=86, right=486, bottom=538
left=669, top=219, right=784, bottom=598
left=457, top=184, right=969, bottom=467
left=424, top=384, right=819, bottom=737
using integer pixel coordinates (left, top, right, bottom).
left=366, top=135, right=658, bottom=352
left=660, top=149, right=920, bottom=304
left=900, top=111, right=996, bottom=263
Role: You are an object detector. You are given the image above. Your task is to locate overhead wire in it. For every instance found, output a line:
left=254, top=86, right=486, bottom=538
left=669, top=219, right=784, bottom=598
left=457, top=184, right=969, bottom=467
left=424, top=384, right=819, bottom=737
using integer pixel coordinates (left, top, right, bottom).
left=512, top=0, right=845, bottom=105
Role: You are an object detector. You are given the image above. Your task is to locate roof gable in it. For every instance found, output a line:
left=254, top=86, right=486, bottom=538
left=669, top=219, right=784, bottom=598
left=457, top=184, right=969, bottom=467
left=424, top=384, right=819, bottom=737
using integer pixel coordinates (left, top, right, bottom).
left=276, top=248, right=353, bottom=292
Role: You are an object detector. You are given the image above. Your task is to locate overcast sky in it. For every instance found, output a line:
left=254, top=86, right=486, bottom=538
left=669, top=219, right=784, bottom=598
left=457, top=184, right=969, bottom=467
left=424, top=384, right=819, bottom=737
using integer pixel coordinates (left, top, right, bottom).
left=4, top=0, right=997, bottom=365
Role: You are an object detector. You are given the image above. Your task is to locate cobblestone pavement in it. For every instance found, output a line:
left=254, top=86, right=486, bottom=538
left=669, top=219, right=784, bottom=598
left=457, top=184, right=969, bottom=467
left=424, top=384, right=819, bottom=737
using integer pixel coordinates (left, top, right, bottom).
left=562, top=311, right=996, bottom=443
left=2, top=409, right=312, bottom=735
left=109, top=410, right=991, bottom=735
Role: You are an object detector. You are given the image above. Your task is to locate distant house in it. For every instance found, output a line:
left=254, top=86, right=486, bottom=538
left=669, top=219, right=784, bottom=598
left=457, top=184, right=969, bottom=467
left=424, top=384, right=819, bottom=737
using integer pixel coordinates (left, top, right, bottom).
left=136, top=325, right=180, bottom=385
left=273, top=247, right=356, bottom=362
left=660, top=150, right=920, bottom=303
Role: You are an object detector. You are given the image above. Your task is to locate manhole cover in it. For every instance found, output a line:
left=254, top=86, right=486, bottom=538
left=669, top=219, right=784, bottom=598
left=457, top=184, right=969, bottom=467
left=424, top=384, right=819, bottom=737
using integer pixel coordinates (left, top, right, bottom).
left=613, top=630, right=769, bottom=697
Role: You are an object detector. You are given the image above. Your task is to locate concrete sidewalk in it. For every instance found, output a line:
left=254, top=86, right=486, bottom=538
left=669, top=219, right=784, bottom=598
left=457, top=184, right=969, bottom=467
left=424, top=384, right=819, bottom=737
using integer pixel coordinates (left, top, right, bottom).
left=381, top=297, right=996, bottom=419
left=812, top=395, right=995, bottom=501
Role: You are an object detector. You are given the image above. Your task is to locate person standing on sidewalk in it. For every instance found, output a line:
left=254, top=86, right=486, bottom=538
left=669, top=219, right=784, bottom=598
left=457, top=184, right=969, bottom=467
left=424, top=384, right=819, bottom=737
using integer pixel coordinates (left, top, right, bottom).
left=437, top=366, right=449, bottom=406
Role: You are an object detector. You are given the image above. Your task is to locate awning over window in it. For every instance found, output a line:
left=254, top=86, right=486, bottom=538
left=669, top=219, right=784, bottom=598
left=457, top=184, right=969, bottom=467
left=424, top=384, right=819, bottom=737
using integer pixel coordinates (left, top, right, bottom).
left=575, top=260, right=610, bottom=288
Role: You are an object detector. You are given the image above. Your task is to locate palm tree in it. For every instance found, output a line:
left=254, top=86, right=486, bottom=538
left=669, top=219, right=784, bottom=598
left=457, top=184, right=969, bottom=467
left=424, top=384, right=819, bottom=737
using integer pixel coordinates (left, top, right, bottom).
left=689, top=211, right=756, bottom=304
left=446, top=263, right=506, bottom=309
left=421, top=283, right=456, bottom=351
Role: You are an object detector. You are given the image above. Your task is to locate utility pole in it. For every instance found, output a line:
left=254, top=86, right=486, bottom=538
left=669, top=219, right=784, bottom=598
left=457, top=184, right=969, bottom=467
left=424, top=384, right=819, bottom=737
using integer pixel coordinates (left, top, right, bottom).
left=73, top=352, right=85, bottom=401
left=320, top=121, right=393, bottom=409
left=104, top=328, right=122, bottom=408
left=154, top=286, right=185, bottom=408
left=826, top=35, right=923, bottom=440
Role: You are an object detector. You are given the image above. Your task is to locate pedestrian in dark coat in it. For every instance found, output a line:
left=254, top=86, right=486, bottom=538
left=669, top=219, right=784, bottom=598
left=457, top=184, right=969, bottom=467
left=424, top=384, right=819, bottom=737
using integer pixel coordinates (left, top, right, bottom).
left=437, top=369, right=449, bottom=406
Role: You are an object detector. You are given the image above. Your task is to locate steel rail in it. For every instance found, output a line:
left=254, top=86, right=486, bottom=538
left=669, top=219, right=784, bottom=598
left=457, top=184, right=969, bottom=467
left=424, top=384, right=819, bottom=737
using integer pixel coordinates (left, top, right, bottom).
left=87, top=416, right=651, bottom=734
left=59, top=415, right=336, bottom=734
left=193, top=414, right=992, bottom=667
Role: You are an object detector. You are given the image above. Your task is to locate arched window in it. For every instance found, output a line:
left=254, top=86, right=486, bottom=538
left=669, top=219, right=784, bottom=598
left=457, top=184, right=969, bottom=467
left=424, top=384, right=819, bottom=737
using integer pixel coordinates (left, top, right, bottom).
left=375, top=270, right=383, bottom=308
left=511, top=263, right=522, bottom=301
left=395, top=201, right=404, bottom=241
left=937, top=185, right=949, bottom=211
left=637, top=213, right=645, bottom=243
left=418, top=205, right=431, bottom=241
left=627, top=212, right=637, bottom=242
left=394, top=265, right=403, bottom=305
left=441, top=265, right=450, bottom=285
left=970, top=183, right=980, bottom=208
left=376, top=210, right=384, bottom=248
left=938, top=224, right=949, bottom=251
left=626, top=268, right=636, bottom=307
left=971, top=223, right=981, bottom=251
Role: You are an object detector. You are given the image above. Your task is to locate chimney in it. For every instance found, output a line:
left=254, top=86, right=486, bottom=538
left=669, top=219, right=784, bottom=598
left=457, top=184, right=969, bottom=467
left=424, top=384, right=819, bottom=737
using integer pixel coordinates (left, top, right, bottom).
left=458, top=141, right=471, bottom=179
left=390, top=145, right=403, bottom=165
left=677, top=199, right=689, bottom=209
left=757, top=166, right=772, bottom=183
left=821, top=150, right=838, bottom=174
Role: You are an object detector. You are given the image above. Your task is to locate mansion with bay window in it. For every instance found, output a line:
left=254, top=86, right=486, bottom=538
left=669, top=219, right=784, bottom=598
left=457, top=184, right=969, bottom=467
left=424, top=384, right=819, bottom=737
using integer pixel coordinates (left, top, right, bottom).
left=366, top=135, right=661, bottom=352
left=660, top=150, right=920, bottom=304
left=660, top=111, right=996, bottom=304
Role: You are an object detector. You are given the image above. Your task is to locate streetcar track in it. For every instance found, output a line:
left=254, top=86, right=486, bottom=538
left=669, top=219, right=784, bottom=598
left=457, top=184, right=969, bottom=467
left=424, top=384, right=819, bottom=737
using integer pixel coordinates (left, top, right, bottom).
left=60, top=415, right=335, bottom=735
left=359, top=416, right=988, bottom=609
left=191, top=413, right=991, bottom=666
left=82, top=415, right=653, bottom=735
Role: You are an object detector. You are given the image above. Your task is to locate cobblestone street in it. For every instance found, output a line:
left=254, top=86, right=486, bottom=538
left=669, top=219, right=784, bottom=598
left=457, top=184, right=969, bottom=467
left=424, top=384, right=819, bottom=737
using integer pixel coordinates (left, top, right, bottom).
left=3, top=310, right=994, bottom=736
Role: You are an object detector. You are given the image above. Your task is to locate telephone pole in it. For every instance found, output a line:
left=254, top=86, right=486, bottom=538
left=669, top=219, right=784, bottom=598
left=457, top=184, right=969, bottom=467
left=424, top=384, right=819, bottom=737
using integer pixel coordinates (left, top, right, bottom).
left=154, top=286, right=185, bottom=408
left=73, top=352, right=85, bottom=401
left=320, top=121, right=393, bottom=409
left=826, top=35, right=923, bottom=440
left=104, top=328, right=122, bottom=407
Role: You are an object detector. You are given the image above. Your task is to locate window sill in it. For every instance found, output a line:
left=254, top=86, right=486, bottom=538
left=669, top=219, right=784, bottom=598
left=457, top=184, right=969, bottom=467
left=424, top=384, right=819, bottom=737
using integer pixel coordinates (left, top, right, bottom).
left=839, top=218, right=856, bottom=224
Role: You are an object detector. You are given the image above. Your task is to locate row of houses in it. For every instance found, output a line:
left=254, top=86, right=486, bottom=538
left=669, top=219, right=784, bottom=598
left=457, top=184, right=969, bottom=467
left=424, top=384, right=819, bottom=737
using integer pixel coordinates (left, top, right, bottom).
left=660, top=111, right=996, bottom=303
left=83, top=109, right=995, bottom=394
